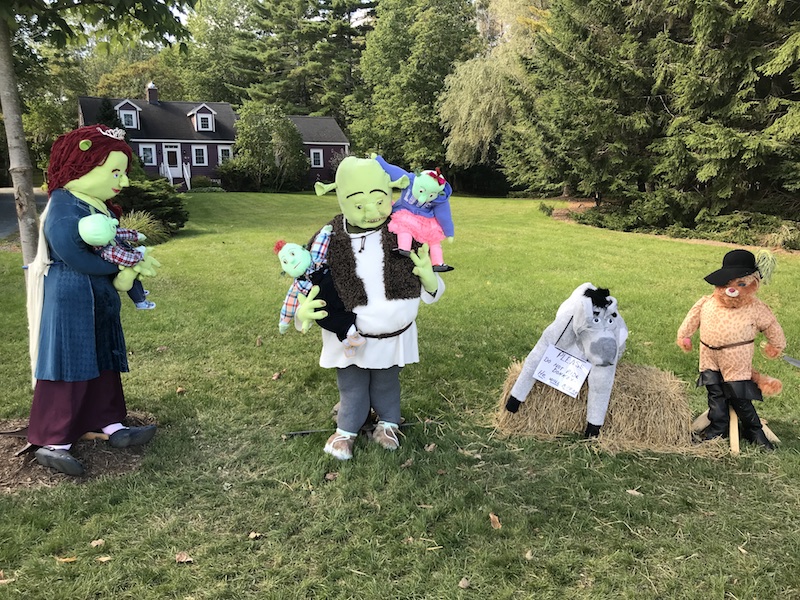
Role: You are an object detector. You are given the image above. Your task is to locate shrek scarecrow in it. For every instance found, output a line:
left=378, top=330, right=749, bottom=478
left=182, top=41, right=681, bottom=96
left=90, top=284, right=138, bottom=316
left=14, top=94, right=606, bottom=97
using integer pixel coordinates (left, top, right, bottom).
left=25, top=125, right=159, bottom=476
left=677, top=249, right=786, bottom=450
left=296, top=156, right=446, bottom=460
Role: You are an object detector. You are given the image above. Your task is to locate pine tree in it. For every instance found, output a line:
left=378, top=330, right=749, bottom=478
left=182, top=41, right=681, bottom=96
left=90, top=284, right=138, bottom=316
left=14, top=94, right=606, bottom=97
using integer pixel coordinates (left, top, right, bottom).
left=347, top=0, right=479, bottom=167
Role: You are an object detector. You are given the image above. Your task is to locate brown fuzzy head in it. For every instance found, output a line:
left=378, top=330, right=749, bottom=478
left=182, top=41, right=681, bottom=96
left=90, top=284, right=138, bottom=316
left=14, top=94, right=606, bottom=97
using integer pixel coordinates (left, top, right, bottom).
left=712, top=273, right=761, bottom=309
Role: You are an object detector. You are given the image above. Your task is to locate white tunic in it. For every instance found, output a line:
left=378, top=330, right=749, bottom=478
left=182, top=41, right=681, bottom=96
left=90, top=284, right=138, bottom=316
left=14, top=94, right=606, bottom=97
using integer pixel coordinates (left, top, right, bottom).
left=317, top=226, right=444, bottom=369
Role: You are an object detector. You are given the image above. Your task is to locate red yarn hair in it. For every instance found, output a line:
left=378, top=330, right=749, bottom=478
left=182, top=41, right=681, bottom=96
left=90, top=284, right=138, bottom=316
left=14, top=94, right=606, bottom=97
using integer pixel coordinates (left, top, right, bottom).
left=47, top=125, right=133, bottom=195
left=273, top=240, right=287, bottom=254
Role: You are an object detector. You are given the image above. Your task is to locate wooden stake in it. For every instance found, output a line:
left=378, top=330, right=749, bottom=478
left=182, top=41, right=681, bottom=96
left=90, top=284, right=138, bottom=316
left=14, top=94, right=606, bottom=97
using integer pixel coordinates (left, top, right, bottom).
left=729, top=406, right=740, bottom=455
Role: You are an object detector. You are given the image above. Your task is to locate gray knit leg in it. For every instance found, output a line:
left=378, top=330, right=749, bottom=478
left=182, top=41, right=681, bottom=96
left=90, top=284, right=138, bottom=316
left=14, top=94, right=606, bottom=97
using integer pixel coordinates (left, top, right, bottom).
left=368, top=366, right=402, bottom=425
left=335, top=366, right=372, bottom=434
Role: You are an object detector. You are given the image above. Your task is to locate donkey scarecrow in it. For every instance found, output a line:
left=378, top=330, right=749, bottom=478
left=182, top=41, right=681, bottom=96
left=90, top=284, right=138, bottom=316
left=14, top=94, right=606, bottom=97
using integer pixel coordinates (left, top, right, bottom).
left=505, top=282, right=628, bottom=437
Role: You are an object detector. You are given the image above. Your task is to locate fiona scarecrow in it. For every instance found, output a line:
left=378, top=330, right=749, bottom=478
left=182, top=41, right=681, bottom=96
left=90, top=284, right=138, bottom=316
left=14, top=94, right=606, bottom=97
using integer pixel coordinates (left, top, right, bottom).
left=25, top=125, right=158, bottom=476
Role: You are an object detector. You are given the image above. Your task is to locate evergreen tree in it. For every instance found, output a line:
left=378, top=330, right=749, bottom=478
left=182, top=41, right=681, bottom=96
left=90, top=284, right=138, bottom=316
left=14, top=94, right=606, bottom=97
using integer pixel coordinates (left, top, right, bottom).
left=96, top=97, right=126, bottom=130
left=347, top=0, right=479, bottom=167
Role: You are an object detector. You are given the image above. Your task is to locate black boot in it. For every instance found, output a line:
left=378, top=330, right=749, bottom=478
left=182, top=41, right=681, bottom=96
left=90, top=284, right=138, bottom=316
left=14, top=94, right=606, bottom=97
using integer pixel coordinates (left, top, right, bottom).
left=704, top=384, right=729, bottom=440
left=729, top=397, right=774, bottom=451
left=584, top=423, right=601, bottom=438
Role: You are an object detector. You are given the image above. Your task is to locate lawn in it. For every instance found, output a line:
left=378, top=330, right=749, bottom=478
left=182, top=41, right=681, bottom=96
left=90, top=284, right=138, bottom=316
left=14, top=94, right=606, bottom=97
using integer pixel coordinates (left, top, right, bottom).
left=1, top=192, right=799, bottom=599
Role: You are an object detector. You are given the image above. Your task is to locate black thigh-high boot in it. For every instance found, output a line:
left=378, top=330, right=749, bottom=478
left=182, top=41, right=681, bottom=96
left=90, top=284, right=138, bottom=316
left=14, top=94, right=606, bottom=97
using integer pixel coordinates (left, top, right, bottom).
left=729, top=397, right=774, bottom=451
left=704, top=383, right=729, bottom=440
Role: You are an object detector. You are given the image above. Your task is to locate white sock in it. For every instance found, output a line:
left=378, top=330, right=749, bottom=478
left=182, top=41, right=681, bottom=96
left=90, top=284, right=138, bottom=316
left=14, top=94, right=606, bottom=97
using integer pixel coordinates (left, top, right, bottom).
left=102, top=423, right=126, bottom=435
left=46, top=444, right=71, bottom=451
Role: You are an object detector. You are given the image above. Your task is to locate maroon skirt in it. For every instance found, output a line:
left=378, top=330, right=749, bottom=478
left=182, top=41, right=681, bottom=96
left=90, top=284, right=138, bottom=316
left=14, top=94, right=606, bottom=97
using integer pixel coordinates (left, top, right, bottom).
left=28, top=370, right=127, bottom=446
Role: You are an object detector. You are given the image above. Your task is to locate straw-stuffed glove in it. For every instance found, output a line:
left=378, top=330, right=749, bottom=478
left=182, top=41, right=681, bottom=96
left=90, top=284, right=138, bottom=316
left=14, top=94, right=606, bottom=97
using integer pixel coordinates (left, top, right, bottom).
left=295, top=285, right=328, bottom=333
left=505, top=395, right=522, bottom=413
left=409, top=243, right=438, bottom=294
left=677, top=337, right=692, bottom=352
left=764, top=343, right=782, bottom=359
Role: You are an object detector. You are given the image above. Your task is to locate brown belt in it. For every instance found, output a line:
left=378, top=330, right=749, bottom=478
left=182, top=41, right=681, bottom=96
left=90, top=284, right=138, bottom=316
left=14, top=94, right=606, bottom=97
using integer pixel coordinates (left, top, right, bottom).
left=701, top=339, right=754, bottom=351
left=360, top=322, right=414, bottom=339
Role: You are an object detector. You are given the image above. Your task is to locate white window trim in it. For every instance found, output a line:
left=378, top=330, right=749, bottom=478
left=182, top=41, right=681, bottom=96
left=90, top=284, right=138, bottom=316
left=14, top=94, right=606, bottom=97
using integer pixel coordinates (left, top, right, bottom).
left=310, top=148, right=324, bottom=168
left=119, top=110, right=138, bottom=129
left=217, top=145, right=232, bottom=164
left=192, top=145, right=208, bottom=166
left=139, top=143, right=157, bottom=166
left=196, top=114, right=214, bottom=132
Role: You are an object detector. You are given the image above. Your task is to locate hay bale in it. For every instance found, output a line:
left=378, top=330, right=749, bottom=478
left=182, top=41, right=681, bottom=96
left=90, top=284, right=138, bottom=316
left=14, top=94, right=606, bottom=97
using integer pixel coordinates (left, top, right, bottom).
left=496, top=361, right=704, bottom=453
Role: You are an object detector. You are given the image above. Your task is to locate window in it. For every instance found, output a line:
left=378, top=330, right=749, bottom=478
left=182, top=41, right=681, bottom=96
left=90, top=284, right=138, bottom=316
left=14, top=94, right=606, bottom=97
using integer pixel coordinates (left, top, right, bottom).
left=119, top=110, right=137, bottom=129
left=310, top=149, right=324, bottom=169
left=192, top=145, right=208, bottom=166
left=197, top=114, right=213, bottom=131
left=139, top=144, right=156, bottom=166
left=218, top=146, right=232, bottom=164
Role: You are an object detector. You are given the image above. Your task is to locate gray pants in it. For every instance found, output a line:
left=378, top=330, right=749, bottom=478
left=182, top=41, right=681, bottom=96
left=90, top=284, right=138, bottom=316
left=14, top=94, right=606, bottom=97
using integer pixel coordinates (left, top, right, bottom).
left=336, top=365, right=402, bottom=434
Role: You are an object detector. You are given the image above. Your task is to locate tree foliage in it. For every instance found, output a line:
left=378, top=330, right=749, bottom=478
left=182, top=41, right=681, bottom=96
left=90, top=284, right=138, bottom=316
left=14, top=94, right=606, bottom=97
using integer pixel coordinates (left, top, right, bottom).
left=498, top=0, right=800, bottom=226
left=347, top=0, right=479, bottom=167
left=230, top=101, right=308, bottom=192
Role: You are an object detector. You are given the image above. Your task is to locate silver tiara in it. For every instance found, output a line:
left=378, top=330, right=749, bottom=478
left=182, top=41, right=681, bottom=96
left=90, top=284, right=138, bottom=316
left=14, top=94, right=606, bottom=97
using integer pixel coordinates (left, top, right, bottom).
left=97, top=127, right=126, bottom=140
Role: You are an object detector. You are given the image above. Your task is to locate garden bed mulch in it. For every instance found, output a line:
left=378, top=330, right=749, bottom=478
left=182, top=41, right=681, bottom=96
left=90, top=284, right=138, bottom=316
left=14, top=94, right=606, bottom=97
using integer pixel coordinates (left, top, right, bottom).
left=0, top=412, right=156, bottom=494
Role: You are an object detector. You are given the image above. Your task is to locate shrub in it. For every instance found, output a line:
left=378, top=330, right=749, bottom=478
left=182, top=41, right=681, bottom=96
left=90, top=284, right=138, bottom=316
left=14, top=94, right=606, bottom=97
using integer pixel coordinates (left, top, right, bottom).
left=119, top=210, right=170, bottom=245
left=538, top=203, right=554, bottom=216
left=116, top=178, right=189, bottom=235
left=216, top=158, right=259, bottom=192
left=188, top=187, right=227, bottom=193
left=190, top=175, right=214, bottom=189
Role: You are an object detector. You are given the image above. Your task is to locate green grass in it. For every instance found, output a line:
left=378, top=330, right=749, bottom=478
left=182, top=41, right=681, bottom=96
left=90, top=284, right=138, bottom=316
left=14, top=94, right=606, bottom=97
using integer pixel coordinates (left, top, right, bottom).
left=1, top=192, right=800, bottom=599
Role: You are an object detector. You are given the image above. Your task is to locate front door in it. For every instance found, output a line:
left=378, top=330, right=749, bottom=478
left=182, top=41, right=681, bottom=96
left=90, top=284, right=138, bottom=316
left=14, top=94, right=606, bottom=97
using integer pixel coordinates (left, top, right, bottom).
left=163, top=144, right=182, bottom=179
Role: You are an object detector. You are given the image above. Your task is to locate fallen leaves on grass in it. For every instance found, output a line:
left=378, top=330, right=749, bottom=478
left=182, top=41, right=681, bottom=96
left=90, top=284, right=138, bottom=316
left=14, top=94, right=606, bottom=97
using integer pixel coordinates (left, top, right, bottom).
left=272, top=370, right=286, bottom=381
left=256, top=336, right=263, bottom=347
left=525, top=550, right=534, bottom=560
left=90, top=539, right=104, bottom=547
left=0, top=570, right=15, bottom=585
left=458, top=577, right=471, bottom=589
left=400, top=458, right=414, bottom=468
left=156, top=346, right=169, bottom=352
left=489, top=512, right=502, bottom=529
left=424, top=443, right=436, bottom=452
left=175, top=551, right=193, bottom=564
left=176, top=387, right=186, bottom=395
left=248, top=532, right=262, bottom=540
left=626, top=489, right=643, bottom=497
left=96, top=556, right=112, bottom=563
left=55, top=556, right=77, bottom=563
left=324, top=472, right=339, bottom=481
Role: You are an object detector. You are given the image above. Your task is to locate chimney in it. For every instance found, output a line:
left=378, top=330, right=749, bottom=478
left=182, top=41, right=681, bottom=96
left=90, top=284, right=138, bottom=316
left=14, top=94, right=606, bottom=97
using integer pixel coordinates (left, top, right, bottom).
left=146, top=81, right=159, bottom=104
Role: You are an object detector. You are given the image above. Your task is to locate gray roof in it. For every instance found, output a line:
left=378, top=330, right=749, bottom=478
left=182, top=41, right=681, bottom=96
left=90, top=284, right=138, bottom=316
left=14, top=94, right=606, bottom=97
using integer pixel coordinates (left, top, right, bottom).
left=78, top=96, right=237, bottom=142
left=288, top=115, right=349, bottom=144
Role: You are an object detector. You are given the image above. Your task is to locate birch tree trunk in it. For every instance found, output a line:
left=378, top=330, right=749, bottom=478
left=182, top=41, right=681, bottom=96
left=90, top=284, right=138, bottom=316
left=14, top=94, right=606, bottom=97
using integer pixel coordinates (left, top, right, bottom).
left=0, top=18, right=40, bottom=270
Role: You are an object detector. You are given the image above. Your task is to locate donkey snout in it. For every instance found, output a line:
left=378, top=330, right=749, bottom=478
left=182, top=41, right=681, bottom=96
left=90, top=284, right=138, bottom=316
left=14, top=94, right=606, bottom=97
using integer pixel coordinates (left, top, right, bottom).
left=587, top=337, right=619, bottom=366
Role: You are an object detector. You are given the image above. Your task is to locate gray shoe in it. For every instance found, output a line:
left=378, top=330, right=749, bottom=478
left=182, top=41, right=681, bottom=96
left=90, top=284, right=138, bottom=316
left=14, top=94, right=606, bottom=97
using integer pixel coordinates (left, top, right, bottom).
left=108, top=425, right=157, bottom=448
left=34, top=447, right=85, bottom=476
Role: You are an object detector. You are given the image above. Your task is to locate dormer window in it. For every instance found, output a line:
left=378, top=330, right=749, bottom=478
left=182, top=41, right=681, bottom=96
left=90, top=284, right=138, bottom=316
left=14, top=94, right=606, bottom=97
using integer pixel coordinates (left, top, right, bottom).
left=119, top=109, right=137, bottom=129
left=187, top=104, right=217, bottom=133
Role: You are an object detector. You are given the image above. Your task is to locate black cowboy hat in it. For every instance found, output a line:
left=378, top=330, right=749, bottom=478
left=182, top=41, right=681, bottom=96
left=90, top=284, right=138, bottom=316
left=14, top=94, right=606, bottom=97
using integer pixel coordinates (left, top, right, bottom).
left=704, top=249, right=759, bottom=286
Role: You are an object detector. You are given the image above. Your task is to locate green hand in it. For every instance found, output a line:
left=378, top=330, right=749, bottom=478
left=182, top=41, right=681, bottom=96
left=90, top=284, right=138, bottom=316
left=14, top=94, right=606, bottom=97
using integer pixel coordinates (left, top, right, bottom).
left=409, top=243, right=438, bottom=294
left=296, top=285, right=328, bottom=333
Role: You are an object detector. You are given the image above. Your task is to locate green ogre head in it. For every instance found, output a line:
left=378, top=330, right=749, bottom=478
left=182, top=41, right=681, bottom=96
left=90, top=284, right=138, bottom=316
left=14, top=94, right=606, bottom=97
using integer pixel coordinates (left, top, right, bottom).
left=78, top=213, right=119, bottom=246
left=412, top=171, right=446, bottom=204
left=276, top=241, right=312, bottom=278
left=315, top=156, right=409, bottom=230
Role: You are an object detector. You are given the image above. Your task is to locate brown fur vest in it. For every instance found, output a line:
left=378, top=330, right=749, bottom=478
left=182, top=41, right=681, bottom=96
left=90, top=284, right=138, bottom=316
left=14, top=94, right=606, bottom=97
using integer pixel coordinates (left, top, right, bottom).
left=308, top=214, right=422, bottom=311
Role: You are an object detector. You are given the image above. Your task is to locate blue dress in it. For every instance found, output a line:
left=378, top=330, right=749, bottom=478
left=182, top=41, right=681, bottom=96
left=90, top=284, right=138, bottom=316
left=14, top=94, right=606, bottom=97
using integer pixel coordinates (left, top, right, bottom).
left=35, top=189, right=129, bottom=381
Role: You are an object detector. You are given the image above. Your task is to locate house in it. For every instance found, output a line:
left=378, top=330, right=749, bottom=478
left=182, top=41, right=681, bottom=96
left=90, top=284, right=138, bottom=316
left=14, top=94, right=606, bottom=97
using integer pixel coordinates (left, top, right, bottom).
left=287, top=115, right=350, bottom=185
left=78, top=84, right=351, bottom=189
left=78, top=84, right=236, bottom=187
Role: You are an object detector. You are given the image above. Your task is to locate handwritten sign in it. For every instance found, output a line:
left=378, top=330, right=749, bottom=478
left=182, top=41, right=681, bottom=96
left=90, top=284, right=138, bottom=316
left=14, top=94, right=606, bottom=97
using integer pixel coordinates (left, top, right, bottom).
left=533, top=344, right=592, bottom=398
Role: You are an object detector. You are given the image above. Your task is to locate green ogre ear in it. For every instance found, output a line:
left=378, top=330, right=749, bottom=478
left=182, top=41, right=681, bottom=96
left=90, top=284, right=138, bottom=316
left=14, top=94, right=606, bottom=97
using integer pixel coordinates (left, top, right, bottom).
left=391, top=175, right=410, bottom=190
left=315, top=181, right=337, bottom=196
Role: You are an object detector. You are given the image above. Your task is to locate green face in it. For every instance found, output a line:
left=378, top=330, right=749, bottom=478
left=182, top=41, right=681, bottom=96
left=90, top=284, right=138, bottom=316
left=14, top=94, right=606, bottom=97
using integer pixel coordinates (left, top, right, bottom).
left=78, top=214, right=119, bottom=246
left=412, top=172, right=445, bottom=204
left=279, top=243, right=312, bottom=278
left=335, top=157, right=394, bottom=229
left=64, top=150, right=130, bottom=201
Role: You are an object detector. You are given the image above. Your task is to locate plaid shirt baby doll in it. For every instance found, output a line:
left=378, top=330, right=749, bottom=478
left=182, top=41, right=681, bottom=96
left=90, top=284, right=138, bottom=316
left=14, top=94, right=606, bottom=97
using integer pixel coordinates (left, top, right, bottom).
left=279, top=227, right=331, bottom=330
